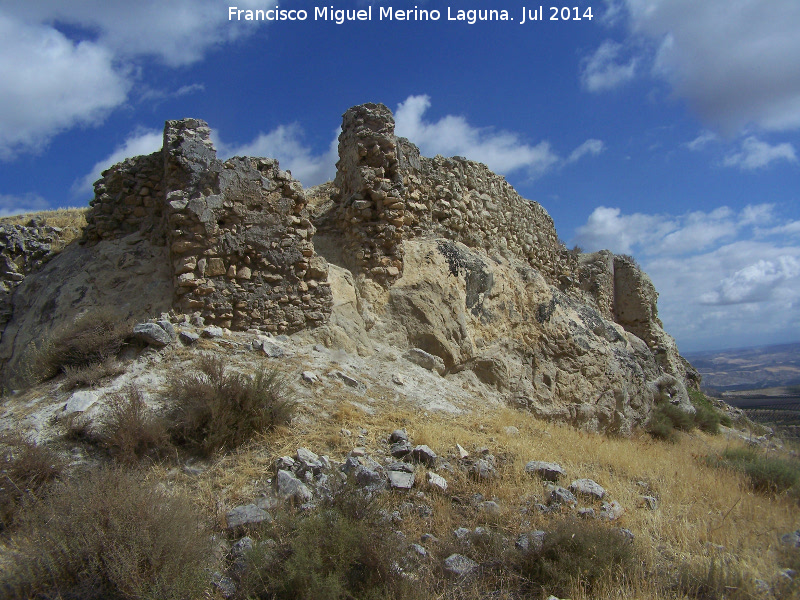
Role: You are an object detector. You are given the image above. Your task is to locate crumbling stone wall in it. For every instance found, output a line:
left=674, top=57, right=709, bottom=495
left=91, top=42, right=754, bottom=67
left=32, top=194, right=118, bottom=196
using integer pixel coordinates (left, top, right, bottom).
left=0, top=221, right=65, bottom=341
left=332, top=103, right=576, bottom=286
left=84, top=119, right=332, bottom=333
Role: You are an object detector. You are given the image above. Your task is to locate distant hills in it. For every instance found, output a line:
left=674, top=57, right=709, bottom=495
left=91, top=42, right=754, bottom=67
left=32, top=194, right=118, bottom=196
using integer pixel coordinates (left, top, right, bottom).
left=684, top=342, right=800, bottom=392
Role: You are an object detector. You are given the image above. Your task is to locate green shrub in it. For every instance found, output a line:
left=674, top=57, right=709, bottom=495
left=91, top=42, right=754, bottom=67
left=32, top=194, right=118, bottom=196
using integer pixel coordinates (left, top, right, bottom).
left=99, top=386, right=170, bottom=465
left=0, top=434, right=63, bottom=531
left=647, top=403, right=695, bottom=441
left=515, top=518, right=636, bottom=597
left=689, top=389, right=725, bottom=434
left=168, top=355, right=294, bottom=457
left=1, top=468, right=211, bottom=600
left=713, top=447, right=800, bottom=495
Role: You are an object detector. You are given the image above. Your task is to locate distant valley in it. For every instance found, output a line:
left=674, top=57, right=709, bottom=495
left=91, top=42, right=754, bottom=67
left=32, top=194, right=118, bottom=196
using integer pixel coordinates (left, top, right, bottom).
left=684, top=342, right=800, bottom=393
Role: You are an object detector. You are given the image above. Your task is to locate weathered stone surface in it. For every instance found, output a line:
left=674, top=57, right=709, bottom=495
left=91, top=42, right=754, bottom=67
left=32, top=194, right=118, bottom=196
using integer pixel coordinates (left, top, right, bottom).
left=515, top=530, right=545, bottom=553
left=569, top=479, right=606, bottom=500
left=275, top=469, right=312, bottom=504
left=600, top=500, right=624, bottom=521
left=411, top=445, right=437, bottom=466
left=226, top=504, right=272, bottom=528
left=427, top=471, right=448, bottom=492
left=133, top=322, right=174, bottom=347
left=388, top=470, right=415, bottom=490
left=64, top=390, right=100, bottom=415
left=547, top=486, right=577, bottom=507
left=405, top=348, right=446, bottom=375
left=444, top=554, right=480, bottom=578
left=525, top=460, right=566, bottom=482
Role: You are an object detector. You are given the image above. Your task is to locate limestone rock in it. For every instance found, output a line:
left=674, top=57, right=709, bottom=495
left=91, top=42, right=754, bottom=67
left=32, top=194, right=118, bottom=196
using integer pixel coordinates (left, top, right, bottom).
left=525, top=461, right=566, bottom=482
left=133, top=322, right=174, bottom=347
left=443, top=554, right=480, bottom=578
left=569, top=479, right=606, bottom=500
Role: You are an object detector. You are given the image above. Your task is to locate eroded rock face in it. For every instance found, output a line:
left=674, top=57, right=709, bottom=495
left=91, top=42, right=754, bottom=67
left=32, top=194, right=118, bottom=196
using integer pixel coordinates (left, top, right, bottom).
left=0, top=104, right=697, bottom=433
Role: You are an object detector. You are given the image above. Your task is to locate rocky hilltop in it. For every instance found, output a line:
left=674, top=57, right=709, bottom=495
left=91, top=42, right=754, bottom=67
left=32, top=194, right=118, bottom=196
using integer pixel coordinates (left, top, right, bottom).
left=0, top=103, right=697, bottom=434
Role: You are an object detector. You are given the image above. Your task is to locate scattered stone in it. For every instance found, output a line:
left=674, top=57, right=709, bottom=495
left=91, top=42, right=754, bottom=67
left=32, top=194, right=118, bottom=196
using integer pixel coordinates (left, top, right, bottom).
left=410, top=543, right=428, bottom=557
left=178, top=330, right=199, bottom=344
left=639, top=495, right=658, bottom=510
left=781, top=530, right=800, bottom=548
left=214, top=575, right=237, bottom=598
left=391, top=373, right=405, bottom=385
left=390, top=440, right=412, bottom=457
left=388, top=470, right=415, bottom=490
left=350, top=447, right=367, bottom=457
left=456, top=443, right=469, bottom=459
left=275, top=456, right=295, bottom=472
left=569, top=478, right=606, bottom=500
left=296, top=448, right=323, bottom=473
left=411, top=445, right=437, bottom=466
left=600, top=500, right=624, bottom=521
left=201, top=326, right=224, bottom=338
left=524, top=460, right=566, bottom=482
left=226, top=504, right=272, bottom=528
left=421, top=533, right=439, bottom=544
left=275, top=469, right=313, bottom=504
left=443, top=554, right=480, bottom=578
left=63, top=390, right=100, bottom=415
left=614, top=528, right=635, bottom=542
left=133, top=322, right=174, bottom=347
left=335, top=371, right=366, bottom=392
left=454, top=527, right=472, bottom=540
left=405, top=348, right=447, bottom=375
left=504, top=426, right=520, bottom=435
left=480, top=500, right=500, bottom=514
left=301, top=371, right=319, bottom=383
left=261, top=340, right=284, bottom=358
left=470, top=458, right=497, bottom=480
left=547, top=486, right=577, bottom=507
left=427, top=471, right=448, bottom=492
left=390, top=429, right=409, bottom=443
left=231, top=536, right=254, bottom=557
left=516, top=530, right=545, bottom=553
left=578, top=507, right=596, bottom=518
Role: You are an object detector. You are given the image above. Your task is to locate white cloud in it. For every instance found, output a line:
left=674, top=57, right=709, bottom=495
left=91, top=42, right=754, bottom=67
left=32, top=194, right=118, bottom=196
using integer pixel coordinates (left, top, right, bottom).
left=622, top=0, right=800, bottom=133
left=580, top=40, right=637, bottom=93
left=567, top=139, right=606, bottom=163
left=394, top=95, right=562, bottom=177
left=723, top=136, right=797, bottom=170
left=73, top=129, right=164, bottom=197
left=138, top=83, right=206, bottom=104
left=218, top=125, right=339, bottom=187
left=0, top=13, right=131, bottom=159
left=0, top=193, right=51, bottom=217
left=574, top=202, right=800, bottom=350
left=2, top=1, right=264, bottom=67
left=0, top=2, right=264, bottom=160
left=686, top=131, right=717, bottom=151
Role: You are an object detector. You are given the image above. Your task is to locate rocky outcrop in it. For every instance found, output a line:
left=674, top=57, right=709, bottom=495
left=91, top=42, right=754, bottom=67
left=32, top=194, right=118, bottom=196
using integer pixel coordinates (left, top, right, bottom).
left=0, top=103, right=697, bottom=432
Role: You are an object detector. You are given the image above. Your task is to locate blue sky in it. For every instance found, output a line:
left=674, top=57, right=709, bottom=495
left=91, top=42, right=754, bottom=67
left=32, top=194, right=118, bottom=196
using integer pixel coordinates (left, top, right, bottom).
left=0, top=0, right=799, bottom=353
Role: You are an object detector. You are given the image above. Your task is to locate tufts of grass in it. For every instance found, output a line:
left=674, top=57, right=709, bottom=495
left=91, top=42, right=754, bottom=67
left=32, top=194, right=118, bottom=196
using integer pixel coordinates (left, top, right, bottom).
left=709, top=447, right=800, bottom=496
left=647, top=403, right=695, bottom=441
left=237, top=483, right=406, bottom=600
left=514, top=518, right=637, bottom=598
left=167, top=355, right=295, bottom=457
left=98, top=386, right=170, bottom=465
left=17, top=308, right=134, bottom=387
left=0, top=434, right=63, bottom=532
left=1, top=467, right=212, bottom=600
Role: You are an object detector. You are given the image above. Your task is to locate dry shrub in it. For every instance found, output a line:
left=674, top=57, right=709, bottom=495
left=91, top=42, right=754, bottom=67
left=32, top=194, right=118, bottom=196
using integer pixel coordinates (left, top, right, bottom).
left=514, top=518, right=636, bottom=597
left=1, top=467, right=211, bottom=600
left=22, top=308, right=134, bottom=386
left=99, top=386, right=169, bottom=465
left=62, top=358, right=126, bottom=390
left=168, top=355, right=294, bottom=457
left=0, top=434, right=63, bottom=531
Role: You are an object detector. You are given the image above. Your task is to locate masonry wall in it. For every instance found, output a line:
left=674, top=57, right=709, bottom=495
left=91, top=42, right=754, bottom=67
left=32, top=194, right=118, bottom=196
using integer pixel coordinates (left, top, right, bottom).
left=332, top=103, right=576, bottom=286
left=84, top=119, right=332, bottom=333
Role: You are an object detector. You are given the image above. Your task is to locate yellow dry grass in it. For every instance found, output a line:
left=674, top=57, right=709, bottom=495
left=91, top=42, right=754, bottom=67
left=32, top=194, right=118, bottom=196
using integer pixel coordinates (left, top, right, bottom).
left=150, top=377, right=798, bottom=599
left=0, top=207, right=88, bottom=250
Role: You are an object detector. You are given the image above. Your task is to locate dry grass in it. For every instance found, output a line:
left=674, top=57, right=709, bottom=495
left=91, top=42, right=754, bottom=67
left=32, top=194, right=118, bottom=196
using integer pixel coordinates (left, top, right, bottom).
left=0, top=206, right=87, bottom=247
left=173, top=385, right=798, bottom=599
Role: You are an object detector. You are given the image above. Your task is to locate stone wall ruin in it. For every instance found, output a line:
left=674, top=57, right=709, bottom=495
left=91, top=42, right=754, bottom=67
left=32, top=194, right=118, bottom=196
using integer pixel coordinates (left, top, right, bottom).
left=84, top=119, right=332, bottom=333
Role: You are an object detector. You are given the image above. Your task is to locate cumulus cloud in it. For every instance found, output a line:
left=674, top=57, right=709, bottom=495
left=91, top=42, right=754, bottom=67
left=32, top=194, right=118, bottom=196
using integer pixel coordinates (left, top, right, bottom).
left=0, top=13, right=130, bottom=159
left=621, top=0, right=800, bottom=133
left=2, top=1, right=263, bottom=67
left=0, top=193, right=51, bottom=217
left=394, top=95, right=561, bottom=177
left=218, top=125, right=339, bottom=187
left=723, top=136, right=797, bottom=170
left=580, top=40, right=637, bottom=93
left=72, top=129, right=164, bottom=198
left=0, top=2, right=264, bottom=159
left=574, top=203, right=800, bottom=350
